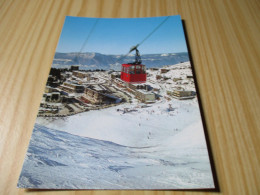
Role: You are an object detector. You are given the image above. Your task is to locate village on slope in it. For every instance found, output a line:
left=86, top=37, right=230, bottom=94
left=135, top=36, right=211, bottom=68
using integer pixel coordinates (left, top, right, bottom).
left=38, top=61, right=196, bottom=117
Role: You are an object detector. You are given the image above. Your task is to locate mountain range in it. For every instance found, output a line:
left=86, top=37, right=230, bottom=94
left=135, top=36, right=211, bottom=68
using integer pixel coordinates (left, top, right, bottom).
left=52, top=52, right=189, bottom=70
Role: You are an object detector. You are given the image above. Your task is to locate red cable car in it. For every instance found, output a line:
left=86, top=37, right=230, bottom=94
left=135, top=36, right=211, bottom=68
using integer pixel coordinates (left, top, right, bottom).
left=121, top=64, right=146, bottom=83
left=120, top=46, right=147, bottom=83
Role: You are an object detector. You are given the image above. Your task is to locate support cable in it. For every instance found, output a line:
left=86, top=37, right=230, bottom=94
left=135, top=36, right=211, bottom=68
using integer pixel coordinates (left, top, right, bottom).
left=111, top=16, right=170, bottom=69
left=138, top=16, right=170, bottom=47
left=75, top=19, right=100, bottom=65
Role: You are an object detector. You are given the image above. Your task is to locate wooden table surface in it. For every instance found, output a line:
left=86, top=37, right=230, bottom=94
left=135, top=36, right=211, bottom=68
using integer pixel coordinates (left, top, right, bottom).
left=0, top=0, right=259, bottom=194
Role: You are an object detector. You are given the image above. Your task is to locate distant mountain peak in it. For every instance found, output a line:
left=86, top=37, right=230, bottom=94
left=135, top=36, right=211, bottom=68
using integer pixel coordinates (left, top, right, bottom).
left=53, top=52, right=189, bottom=70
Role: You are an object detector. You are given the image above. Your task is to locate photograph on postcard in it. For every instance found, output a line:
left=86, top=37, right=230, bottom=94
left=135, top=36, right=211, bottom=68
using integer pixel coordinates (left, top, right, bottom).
left=18, top=15, right=215, bottom=189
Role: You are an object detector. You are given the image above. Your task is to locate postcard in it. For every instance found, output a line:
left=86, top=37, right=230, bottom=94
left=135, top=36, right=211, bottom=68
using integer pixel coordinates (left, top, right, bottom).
left=18, top=15, right=215, bottom=189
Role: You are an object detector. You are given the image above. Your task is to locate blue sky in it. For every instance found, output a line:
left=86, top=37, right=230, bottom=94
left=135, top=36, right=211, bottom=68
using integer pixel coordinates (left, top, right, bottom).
left=56, top=15, right=188, bottom=55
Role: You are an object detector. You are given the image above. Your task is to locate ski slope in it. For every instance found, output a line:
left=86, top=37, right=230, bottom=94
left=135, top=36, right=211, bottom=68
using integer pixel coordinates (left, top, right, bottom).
left=36, top=98, right=202, bottom=148
left=18, top=121, right=214, bottom=189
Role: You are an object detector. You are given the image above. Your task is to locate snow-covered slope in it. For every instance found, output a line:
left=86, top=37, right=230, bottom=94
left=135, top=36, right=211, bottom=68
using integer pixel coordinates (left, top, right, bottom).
left=18, top=62, right=215, bottom=189
left=18, top=122, right=214, bottom=189
left=146, top=61, right=195, bottom=94
left=36, top=98, right=202, bottom=148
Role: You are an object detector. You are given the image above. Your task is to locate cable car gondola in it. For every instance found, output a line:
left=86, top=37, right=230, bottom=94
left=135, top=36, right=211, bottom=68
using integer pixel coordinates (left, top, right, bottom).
left=121, top=46, right=146, bottom=83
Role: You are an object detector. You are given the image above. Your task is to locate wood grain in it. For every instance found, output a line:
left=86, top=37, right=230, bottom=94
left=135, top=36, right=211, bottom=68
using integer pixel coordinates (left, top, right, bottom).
left=0, top=0, right=259, bottom=194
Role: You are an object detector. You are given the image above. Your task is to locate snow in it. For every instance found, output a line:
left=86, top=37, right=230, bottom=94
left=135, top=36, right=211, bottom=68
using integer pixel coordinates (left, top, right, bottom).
left=36, top=99, right=202, bottom=148
left=18, top=62, right=215, bottom=189
left=18, top=119, right=214, bottom=189
left=161, top=53, right=169, bottom=56
left=146, top=62, right=195, bottom=95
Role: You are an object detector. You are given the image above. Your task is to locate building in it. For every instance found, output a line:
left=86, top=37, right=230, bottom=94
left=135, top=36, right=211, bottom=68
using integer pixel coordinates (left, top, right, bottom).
left=45, top=92, right=61, bottom=102
left=149, top=68, right=159, bottom=71
left=46, top=75, right=60, bottom=87
left=167, top=88, right=196, bottom=100
left=59, top=82, right=85, bottom=93
left=122, top=82, right=155, bottom=103
left=45, top=86, right=59, bottom=93
left=70, top=65, right=79, bottom=71
left=89, top=85, right=108, bottom=94
left=160, top=69, right=170, bottom=73
left=81, top=88, right=103, bottom=104
left=110, top=72, right=121, bottom=79
left=126, top=83, right=147, bottom=90
left=173, top=77, right=182, bottom=82
left=81, top=87, right=119, bottom=105
left=156, top=75, right=162, bottom=80
left=72, top=71, right=91, bottom=80
left=135, top=90, right=156, bottom=103
left=38, top=108, right=59, bottom=114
